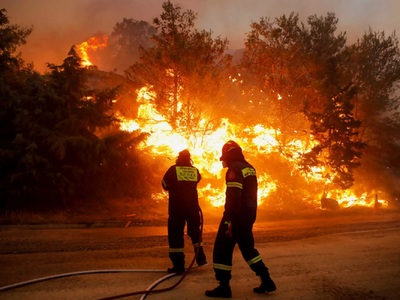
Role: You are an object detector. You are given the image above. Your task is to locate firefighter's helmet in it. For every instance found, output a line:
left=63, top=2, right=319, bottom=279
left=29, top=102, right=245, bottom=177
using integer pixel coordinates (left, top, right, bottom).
left=220, top=140, right=242, bottom=161
left=176, top=149, right=192, bottom=165
left=178, top=149, right=191, bottom=161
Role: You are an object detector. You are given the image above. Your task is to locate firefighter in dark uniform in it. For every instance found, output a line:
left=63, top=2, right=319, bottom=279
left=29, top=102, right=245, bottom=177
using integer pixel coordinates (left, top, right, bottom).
left=162, top=149, right=207, bottom=274
left=205, top=140, right=276, bottom=298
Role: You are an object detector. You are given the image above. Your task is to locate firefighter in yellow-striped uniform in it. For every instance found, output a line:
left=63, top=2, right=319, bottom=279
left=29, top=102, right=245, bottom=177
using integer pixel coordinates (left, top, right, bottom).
left=162, top=149, right=207, bottom=274
left=205, top=141, right=276, bottom=298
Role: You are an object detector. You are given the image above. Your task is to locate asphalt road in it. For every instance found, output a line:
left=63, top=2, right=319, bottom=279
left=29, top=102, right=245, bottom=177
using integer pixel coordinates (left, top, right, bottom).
left=0, top=209, right=399, bottom=299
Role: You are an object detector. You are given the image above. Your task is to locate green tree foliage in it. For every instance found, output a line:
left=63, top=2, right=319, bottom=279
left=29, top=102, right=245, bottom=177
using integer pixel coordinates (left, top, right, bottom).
left=242, top=12, right=310, bottom=113
left=0, top=10, right=151, bottom=211
left=241, top=12, right=367, bottom=189
left=0, top=8, right=32, bottom=72
left=347, top=30, right=400, bottom=122
left=240, top=13, right=347, bottom=152
left=126, top=1, right=231, bottom=140
left=299, top=14, right=365, bottom=190
left=302, top=13, right=347, bottom=99
left=345, top=30, right=400, bottom=195
left=99, top=18, right=157, bottom=73
left=0, top=9, right=35, bottom=209
left=47, top=47, right=117, bottom=132
left=0, top=8, right=32, bottom=152
left=301, top=84, right=366, bottom=189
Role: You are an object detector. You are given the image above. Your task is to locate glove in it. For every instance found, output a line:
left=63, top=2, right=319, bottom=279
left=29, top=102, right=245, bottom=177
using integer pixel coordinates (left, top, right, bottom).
left=224, top=221, right=232, bottom=238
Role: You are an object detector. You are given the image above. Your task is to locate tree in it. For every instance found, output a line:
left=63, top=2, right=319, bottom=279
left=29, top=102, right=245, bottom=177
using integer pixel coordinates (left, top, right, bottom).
left=0, top=38, right=151, bottom=210
left=99, top=18, right=157, bottom=73
left=41, top=47, right=148, bottom=206
left=302, top=13, right=347, bottom=100
left=47, top=47, right=117, bottom=132
left=240, top=12, right=348, bottom=153
left=241, top=13, right=308, bottom=146
left=301, top=84, right=366, bottom=189
left=241, top=12, right=366, bottom=190
left=126, top=1, right=231, bottom=141
left=0, top=9, right=34, bottom=209
left=1, top=46, right=116, bottom=209
left=345, top=30, right=400, bottom=197
left=0, top=8, right=155, bottom=211
left=0, top=8, right=32, bottom=149
left=346, top=30, right=400, bottom=126
left=0, top=8, right=32, bottom=72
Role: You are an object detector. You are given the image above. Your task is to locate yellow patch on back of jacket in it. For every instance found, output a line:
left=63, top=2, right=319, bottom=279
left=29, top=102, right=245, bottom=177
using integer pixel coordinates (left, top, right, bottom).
left=242, top=167, right=256, bottom=178
left=176, top=166, right=198, bottom=181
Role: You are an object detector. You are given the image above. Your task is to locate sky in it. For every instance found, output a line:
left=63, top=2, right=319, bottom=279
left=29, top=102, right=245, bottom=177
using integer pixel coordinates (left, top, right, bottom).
left=1, top=0, right=399, bottom=73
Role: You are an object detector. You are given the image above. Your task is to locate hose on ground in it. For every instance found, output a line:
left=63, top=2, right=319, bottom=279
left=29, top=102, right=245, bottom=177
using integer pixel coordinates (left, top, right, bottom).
left=139, top=273, right=178, bottom=300
left=0, top=269, right=166, bottom=292
left=0, top=207, right=206, bottom=300
left=99, top=207, right=205, bottom=300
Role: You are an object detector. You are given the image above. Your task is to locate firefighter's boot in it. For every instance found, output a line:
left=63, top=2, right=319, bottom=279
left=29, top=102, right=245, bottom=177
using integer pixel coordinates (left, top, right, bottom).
left=167, top=266, right=185, bottom=274
left=168, top=252, right=185, bottom=274
left=205, top=280, right=232, bottom=298
left=253, top=274, right=277, bottom=293
left=195, top=246, right=207, bottom=266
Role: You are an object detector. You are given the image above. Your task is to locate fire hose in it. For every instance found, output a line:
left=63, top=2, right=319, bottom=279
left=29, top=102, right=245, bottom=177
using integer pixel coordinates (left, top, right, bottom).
left=99, top=207, right=205, bottom=300
left=0, top=208, right=205, bottom=300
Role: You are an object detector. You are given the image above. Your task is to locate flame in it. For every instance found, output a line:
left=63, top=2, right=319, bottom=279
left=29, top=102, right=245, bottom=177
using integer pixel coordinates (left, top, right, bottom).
left=326, top=190, right=388, bottom=208
left=73, top=34, right=390, bottom=210
left=74, top=34, right=388, bottom=211
left=116, top=85, right=389, bottom=209
left=77, top=34, right=108, bottom=67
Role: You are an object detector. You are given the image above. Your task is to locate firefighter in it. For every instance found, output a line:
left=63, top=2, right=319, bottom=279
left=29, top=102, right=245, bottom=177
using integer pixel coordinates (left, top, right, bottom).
left=205, top=140, right=276, bottom=298
left=162, top=149, right=207, bottom=274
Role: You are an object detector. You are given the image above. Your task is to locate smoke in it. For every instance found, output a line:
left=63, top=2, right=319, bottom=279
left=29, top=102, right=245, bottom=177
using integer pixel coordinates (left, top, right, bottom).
left=1, top=0, right=399, bottom=73
left=2, top=0, right=165, bottom=71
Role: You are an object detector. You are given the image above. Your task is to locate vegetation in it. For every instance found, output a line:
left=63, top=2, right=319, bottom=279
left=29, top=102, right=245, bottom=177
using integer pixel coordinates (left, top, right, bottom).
left=1, top=0, right=400, bottom=216
left=126, top=1, right=232, bottom=140
left=0, top=9, right=152, bottom=212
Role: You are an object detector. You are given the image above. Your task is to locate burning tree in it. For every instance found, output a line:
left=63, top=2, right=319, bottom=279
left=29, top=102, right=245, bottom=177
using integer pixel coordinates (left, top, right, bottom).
left=346, top=30, right=400, bottom=198
left=126, top=0, right=232, bottom=141
left=240, top=13, right=312, bottom=151
left=237, top=12, right=399, bottom=204
left=301, top=84, right=366, bottom=189
left=114, top=8, right=398, bottom=210
left=2, top=4, right=400, bottom=213
left=240, top=13, right=350, bottom=153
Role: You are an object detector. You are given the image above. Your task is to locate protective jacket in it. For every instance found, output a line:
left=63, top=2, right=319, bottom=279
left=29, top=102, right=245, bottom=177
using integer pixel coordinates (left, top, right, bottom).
left=224, top=160, right=257, bottom=227
left=212, top=156, right=269, bottom=282
left=162, top=160, right=205, bottom=271
left=162, top=164, right=201, bottom=214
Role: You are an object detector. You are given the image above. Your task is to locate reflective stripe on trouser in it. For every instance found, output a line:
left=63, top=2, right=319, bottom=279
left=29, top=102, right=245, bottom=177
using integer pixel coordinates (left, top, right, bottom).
left=168, top=208, right=202, bottom=268
left=168, top=213, right=185, bottom=268
left=237, top=230, right=269, bottom=277
left=169, top=247, right=184, bottom=253
left=212, top=219, right=235, bottom=281
left=193, top=242, right=204, bottom=247
left=169, top=248, right=184, bottom=268
left=213, top=219, right=270, bottom=281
